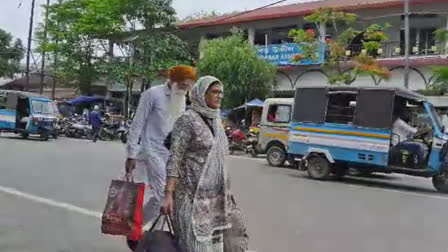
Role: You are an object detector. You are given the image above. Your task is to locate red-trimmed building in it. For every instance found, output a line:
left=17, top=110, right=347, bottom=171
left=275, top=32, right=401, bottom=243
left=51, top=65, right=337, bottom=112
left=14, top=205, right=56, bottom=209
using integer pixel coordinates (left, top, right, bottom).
left=178, top=0, right=448, bottom=93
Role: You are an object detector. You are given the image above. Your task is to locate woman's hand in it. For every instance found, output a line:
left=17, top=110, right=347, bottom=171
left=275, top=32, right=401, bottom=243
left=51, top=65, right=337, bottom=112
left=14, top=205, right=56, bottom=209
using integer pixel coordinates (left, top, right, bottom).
left=161, top=193, right=174, bottom=216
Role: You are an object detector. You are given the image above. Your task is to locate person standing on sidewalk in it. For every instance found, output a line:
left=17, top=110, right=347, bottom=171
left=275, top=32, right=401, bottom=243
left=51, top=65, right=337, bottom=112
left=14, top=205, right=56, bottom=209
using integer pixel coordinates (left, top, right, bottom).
left=125, top=65, right=197, bottom=230
left=89, top=105, right=102, bottom=143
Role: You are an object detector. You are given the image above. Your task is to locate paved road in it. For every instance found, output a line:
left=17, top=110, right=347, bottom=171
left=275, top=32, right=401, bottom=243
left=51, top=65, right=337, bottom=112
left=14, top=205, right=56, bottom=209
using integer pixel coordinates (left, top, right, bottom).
left=1, top=135, right=448, bottom=252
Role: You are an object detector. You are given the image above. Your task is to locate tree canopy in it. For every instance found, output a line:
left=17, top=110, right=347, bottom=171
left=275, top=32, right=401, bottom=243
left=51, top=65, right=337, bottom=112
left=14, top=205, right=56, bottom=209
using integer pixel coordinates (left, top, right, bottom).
left=197, top=31, right=276, bottom=108
left=37, top=0, right=190, bottom=95
left=0, top=28, right=24, bottom=79
left=289, top=8, right=391, bottom=85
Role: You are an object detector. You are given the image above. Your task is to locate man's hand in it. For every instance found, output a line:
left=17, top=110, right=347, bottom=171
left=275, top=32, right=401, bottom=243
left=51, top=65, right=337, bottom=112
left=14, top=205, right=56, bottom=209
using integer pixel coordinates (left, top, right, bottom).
left=161, top=193, right=174, bottom=216
left=125, top=158, right=136, bottom=173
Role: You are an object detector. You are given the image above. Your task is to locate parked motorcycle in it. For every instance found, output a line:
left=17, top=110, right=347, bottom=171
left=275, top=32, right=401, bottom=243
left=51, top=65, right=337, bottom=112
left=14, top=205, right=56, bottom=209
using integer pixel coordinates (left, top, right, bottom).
left=118, top=119, right=132, bottom=144
left=245, top=127, right=260, bottom=157
left=65, top=116, right=92, bottom=139
left=228, top=128, right=247, bottom=155
left=99, top=121, right=121, bottom=141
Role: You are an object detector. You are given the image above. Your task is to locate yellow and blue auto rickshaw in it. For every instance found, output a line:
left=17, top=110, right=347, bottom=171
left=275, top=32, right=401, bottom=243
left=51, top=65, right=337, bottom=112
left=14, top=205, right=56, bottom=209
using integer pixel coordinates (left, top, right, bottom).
left=0, top=90, right=58, bottom=141
left=288, top=86, right=448, bottom=193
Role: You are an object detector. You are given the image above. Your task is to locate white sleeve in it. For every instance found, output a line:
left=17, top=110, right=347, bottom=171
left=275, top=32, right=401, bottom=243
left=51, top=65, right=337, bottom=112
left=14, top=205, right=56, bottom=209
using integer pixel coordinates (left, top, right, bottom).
left=126, top=90, right=153, bottom=159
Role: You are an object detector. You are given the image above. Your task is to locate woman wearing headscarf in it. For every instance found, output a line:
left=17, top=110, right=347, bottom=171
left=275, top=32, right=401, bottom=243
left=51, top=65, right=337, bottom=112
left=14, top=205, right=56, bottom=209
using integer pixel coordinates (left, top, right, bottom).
left=161, top=76, right=248, bottom=252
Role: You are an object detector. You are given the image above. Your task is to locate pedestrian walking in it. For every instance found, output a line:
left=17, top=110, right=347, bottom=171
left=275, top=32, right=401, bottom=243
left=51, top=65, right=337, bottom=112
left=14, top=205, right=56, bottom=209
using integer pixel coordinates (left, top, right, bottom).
left=89, top=105, right=102, bottom=143
left=161, top=76, right=249, bottom=252
left=124, top=65, right=197, bottom=242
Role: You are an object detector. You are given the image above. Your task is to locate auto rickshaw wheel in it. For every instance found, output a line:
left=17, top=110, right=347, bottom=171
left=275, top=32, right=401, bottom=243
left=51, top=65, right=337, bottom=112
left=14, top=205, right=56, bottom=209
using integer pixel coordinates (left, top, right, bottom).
left=432, top=170, right=448, bottom=193
left=40, top=131, right=49, bottom=141
left=266, top=145, right=286, bottom=167
left=307, top=155, right=331, bottom=180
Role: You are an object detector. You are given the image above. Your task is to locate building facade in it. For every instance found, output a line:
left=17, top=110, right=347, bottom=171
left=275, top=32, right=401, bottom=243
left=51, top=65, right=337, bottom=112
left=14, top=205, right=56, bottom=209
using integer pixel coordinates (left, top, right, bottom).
left=178, top=0, right=448, bottom=94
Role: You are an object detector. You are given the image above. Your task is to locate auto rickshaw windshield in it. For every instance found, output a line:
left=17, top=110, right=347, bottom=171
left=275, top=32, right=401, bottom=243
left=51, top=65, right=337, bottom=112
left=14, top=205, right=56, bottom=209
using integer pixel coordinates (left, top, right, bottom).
left=31, top=100, right=53, bottom=114
left=428, top=104, right=444, bottom=132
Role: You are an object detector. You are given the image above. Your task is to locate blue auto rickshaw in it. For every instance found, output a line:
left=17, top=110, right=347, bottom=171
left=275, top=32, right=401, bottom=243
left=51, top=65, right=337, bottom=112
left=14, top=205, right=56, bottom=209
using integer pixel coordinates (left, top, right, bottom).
left=288, top=86, right=448, bottom=192
left=0, top=90, right=58, bottom=141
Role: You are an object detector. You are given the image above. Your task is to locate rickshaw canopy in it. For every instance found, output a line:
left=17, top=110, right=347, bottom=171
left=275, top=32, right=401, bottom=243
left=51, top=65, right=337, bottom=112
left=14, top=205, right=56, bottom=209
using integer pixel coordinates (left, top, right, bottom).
left=292, top=86, right=426, bottom=129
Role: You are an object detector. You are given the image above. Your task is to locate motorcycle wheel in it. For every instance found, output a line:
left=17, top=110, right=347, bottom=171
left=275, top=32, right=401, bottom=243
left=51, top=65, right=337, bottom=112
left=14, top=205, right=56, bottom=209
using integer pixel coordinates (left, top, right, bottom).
left=74, top=130, right=83, bottom=139
left=86, top=130, right=93, bottom=140
left=40, top=131, right=49, bottom=141
left=120, top=133, right=128, bottom=144
left=99, top=129, right=108, bottom=141
left=250, top=148, right=258, bottom=158
left=21, top=133, right=29, bottom=139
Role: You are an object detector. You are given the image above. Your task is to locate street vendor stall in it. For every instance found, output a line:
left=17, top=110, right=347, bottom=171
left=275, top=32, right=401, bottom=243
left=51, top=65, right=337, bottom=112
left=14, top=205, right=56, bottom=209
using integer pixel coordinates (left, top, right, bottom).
left=234, top=99, right=264, bottom=128
left=67, top=96, right=124, bottom=122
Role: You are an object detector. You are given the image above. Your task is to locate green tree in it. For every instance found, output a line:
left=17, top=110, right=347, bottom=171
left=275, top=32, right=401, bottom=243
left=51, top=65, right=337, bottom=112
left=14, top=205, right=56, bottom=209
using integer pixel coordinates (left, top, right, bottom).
left=197, top=31, right=276, bottom=108
left=420, top=29, right=448, bottom=96
left=421, top=67, right=448, bottom=96
left=0, top=29, right=24, bottom=78
left=289, top=8, right=391, bottom=85
left=37, top=0, right=189, bottom=96
left=105, top=0, right=191, bottom=93
left=37, top=0, right=123, bottom=94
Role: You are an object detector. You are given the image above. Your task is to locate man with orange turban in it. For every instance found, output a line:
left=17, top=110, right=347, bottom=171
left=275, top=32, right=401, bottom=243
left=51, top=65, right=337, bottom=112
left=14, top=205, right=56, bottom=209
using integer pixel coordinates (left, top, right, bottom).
left=125, top=65, right=197, bottom=242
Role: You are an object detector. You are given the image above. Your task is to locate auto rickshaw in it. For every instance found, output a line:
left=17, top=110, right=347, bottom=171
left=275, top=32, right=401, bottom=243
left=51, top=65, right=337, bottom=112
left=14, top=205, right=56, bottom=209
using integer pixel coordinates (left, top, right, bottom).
left=0, top=90, right=58, bottom=141
left=288, top=86, right=448, bottom=193
left=258, top=98, right=294, bottom=166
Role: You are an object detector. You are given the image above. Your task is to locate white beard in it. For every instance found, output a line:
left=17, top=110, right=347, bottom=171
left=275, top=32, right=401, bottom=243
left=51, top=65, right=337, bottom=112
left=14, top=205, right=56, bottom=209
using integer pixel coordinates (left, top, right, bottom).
left=169, top=85, right=187, bottom=126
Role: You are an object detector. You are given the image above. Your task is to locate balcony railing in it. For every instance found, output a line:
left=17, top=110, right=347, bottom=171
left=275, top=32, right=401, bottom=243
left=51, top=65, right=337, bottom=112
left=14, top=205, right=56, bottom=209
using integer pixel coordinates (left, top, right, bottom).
left=346, top=41, right=446, bottom=59
left=256, top=42, right=446, bottom=66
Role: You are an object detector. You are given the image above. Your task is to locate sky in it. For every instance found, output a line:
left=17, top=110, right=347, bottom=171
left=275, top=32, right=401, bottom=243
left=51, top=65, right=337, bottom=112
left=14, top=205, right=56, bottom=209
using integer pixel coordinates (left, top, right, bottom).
left=0, top=0, right=313, bottom=44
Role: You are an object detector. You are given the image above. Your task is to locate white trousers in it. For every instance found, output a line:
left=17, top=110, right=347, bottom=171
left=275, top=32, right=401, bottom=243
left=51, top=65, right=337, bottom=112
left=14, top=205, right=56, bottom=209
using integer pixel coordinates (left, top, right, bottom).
left=130, top=150, right=169, bottom=227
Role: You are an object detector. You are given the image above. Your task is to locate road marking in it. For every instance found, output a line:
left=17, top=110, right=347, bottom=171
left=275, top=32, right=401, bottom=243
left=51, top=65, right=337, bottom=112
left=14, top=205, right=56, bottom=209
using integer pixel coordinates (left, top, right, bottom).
left=0, top=185, right=102, bottom=219
left=344, top=183, right=448, bottom=200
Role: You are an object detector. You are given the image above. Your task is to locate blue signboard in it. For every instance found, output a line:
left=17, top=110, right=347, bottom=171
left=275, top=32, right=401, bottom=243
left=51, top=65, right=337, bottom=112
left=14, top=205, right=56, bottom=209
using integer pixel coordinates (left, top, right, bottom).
left=256, top=42, right=325, bottom=66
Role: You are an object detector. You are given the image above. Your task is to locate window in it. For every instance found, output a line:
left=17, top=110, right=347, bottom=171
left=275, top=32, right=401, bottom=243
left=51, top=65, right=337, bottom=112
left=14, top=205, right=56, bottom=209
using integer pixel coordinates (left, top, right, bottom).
left=32, top=100, right=52, bottom=114
left=325, top=93, right=357, bottom=124
left=293, top=88, right=328, bottom=123
left=267, top=105, right=291, bottom=123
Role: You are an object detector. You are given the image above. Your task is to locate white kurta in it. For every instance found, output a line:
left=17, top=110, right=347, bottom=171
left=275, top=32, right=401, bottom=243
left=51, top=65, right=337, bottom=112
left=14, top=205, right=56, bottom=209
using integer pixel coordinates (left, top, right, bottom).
left=126, top=84, right=183, bottom=225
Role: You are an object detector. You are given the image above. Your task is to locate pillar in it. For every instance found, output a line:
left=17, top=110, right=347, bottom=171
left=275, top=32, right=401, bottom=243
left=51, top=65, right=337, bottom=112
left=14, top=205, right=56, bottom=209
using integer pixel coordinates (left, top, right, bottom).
left=248, top=27, right=256, bottom=45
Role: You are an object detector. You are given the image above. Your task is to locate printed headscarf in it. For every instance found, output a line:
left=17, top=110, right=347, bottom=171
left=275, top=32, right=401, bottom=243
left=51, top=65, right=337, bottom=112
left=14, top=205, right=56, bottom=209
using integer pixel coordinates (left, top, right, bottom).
left=190, top=76, right=223, bottom=119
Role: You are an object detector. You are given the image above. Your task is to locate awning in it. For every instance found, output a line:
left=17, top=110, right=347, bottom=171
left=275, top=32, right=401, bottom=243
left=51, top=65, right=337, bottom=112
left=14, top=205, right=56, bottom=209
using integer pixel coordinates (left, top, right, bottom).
left=236, top=99, right=264, bottom=109
left=67, top=96, right=104, bottom=105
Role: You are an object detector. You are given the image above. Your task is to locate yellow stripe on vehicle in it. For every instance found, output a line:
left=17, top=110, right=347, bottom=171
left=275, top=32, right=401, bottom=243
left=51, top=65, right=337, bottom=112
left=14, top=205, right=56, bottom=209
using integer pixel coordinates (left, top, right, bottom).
left=293, top=127, right=390, bottom=139
left=262, top=133, right=289, bottom=140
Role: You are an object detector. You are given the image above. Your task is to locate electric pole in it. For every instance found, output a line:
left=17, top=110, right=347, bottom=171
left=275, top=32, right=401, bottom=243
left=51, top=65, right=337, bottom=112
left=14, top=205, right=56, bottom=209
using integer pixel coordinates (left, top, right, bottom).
left=404, top=0, right=410, bottom=89
left=52, top=0, right=62, bottom=100
left=25, top=0, right=36, bottom=90
left=40, top=0, right=51, bottom=95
